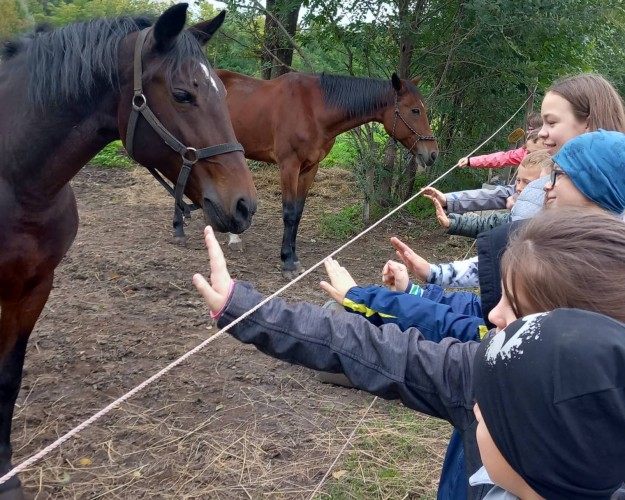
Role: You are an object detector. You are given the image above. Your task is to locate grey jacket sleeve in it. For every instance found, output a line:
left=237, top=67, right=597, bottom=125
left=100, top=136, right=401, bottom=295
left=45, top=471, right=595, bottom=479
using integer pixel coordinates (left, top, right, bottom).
left=445, top=185, right=515, bottom=214
left=218, top=281, right=479, bottom=428
left=447, top=212, right=511, bottom=239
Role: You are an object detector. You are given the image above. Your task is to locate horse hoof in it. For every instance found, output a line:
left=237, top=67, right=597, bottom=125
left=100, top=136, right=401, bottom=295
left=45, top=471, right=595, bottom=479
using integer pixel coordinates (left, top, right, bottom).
left=173, top=236, right=187, bottom=247
left=227, top=240, right=244, bottom=253
left=281, top=263, right=305, bottom=280
left=0, top=486, right=25, bottom=500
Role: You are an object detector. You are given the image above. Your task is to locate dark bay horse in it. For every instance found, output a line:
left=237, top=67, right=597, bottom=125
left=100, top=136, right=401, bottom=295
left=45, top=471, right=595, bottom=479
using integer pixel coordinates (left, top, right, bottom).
left=216, top=70, right=438, bottom=277
left=0, top=4, right=256, bottom=497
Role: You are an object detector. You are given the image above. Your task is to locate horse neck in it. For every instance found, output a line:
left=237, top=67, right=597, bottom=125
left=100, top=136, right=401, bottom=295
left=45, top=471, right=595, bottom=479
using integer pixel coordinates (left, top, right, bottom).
left=317, top=76, right=390, bottom=138
left=0, top=91, right=119, bottom=200
left=322, top=109, right=385, bottom=138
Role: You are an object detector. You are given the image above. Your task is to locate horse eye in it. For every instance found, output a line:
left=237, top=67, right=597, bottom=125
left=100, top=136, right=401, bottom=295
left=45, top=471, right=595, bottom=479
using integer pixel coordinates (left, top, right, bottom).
left=411, top=108, right=421, bottom=115
left=173, top=89, right=194, bottom=104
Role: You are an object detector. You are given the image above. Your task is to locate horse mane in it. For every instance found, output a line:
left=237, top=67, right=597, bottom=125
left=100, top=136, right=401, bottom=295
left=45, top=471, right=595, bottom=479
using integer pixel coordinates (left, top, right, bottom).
left=319, top=74, right=396, bottom=119
left=14, top=16, right=209, bottom=110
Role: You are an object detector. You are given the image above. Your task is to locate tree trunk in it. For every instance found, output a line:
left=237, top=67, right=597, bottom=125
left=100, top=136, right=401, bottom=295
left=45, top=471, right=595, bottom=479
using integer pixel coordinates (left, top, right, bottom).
left=260, top=0, right=302, bottom=80
left=379, top=139, right=397, bottom=208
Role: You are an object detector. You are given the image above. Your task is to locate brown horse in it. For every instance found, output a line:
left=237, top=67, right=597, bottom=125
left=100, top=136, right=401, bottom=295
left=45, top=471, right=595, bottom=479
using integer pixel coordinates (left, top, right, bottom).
left=0, top=4, right=256, bottom=497
left=216, top=70, right=438, bottom=277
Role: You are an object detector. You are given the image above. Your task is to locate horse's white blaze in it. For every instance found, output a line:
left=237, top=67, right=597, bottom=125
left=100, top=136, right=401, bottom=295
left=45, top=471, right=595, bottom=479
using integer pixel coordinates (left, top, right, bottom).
left=201, top=64, right=220, bottom=94
left=200, top=63, right=211, bottom=79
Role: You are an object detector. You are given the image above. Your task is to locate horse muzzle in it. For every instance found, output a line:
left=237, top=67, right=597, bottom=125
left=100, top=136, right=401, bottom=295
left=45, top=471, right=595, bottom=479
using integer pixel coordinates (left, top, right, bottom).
left=203, top=196, right=256, bottom=234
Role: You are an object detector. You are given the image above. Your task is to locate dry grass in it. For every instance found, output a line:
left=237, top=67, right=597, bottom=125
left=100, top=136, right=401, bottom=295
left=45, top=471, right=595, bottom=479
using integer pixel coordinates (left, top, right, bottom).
left=15, top=366, right=449, bottom=499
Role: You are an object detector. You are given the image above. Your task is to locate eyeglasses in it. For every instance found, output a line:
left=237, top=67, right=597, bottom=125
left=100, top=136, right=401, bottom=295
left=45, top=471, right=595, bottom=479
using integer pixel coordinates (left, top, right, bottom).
left=550, top=168, right=567, bottom=186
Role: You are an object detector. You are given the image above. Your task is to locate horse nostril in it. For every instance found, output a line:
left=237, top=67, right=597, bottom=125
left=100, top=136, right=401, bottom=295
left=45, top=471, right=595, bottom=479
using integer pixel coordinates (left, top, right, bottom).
left=236, top=198, right=254, bottom=221
left=430, top=151, right=438, bottom=163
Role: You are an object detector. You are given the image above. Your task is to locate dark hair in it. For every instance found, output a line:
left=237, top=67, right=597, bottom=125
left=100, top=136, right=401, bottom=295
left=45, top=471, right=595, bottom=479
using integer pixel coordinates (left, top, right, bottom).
left=502, top=208, right=625, bottom=322
left=547, top=74, right=625, bottom=133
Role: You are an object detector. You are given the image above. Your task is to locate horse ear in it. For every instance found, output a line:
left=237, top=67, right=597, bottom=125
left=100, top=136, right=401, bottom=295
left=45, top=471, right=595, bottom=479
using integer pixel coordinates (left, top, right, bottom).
left=411, top=76, right=422, bottom=86
left=153, top=3, right=189, bottom=53
left=189, top=11, right=226, bottom=46
left=391, top=73, right=403, bottom=92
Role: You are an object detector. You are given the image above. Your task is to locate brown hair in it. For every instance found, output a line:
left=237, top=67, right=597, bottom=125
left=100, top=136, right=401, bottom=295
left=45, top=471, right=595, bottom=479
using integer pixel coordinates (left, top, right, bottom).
left=501, top=207, right=625, bottom=322
left=518, top=150, right=552, bottom=172
left=524, top=129, right=541, bottom=144
left=548, top=74, right=625, bottom=133
left=526, top=112, right=543, bottom=130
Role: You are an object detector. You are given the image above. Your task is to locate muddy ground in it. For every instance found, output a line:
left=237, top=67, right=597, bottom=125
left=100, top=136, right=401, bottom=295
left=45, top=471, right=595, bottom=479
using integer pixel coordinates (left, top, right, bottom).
left=14, top=165, right=473, bottom=499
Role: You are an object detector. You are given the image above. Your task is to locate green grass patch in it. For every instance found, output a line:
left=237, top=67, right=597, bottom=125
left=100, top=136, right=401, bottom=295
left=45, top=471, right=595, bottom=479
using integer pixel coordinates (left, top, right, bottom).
left=91, top=140, right=136, bottom=169
left=321, top=403, right=449, bottom=499
left=319, top=204, right=364, bottom=240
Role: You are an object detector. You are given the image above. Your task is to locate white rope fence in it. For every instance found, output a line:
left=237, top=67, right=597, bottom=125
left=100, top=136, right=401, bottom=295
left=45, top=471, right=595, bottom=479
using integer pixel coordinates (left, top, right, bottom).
left=0, top=96, right=531, bottom=488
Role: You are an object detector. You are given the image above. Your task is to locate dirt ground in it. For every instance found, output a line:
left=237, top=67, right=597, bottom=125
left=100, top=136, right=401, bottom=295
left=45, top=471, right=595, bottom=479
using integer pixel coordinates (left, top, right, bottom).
left=14, top=165, right=473, bottom=499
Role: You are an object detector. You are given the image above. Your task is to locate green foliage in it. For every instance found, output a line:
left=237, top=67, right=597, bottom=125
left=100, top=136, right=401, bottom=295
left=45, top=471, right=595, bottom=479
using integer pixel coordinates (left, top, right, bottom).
left=319, top=204, right=364, bottom=239
left=0, top=1, right=31, bottom=37
left=90, top=141, right=136, bottom=169
left=405, top=195, right=435, bottom=220
left=320, top=134, right=357, bottom=169
left=25, top=0, right=160, bottom=27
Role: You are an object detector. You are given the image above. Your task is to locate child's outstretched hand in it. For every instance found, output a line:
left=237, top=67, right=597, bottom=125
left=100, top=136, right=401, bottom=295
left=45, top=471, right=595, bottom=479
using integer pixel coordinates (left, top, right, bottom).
left=457, top=156, right=470, bottom=168
left=320, top=257, right=358, bottom=304
left=382, top=260, right=409, bottom=291
left=193, top=226, right=235, bottom=317
left=431, top=197, right=450, bottom=228
left=422, top=187, right=446, bottom=207
left=390, top=237, right=431, bottom=282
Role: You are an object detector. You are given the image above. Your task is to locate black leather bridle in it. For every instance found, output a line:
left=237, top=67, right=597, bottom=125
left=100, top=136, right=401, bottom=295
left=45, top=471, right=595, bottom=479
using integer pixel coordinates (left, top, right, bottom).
left=125, top=28, right=244, bottom=240
left=391, top=91, right=437, bottom=154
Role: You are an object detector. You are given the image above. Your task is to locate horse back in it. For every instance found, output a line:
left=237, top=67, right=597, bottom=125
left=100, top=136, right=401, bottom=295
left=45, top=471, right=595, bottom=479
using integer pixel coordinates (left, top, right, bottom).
left=216, top=70, right=325, bottom=164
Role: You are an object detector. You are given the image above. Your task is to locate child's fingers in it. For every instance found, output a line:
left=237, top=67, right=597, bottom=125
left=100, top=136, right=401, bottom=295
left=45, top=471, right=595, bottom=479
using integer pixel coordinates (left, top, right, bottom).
left=192, top=273, right=220, bottom=311
left=390, top=237, right=409, bottom=253
left=204, top=226, right=225, bottom=265
left=319, top=281, right=342, bottom=303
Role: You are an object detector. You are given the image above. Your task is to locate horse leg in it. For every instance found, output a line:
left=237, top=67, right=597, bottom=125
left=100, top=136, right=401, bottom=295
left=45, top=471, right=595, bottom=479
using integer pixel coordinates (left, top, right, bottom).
left=280, top=163, right=319, bottom=279
left=0, top=274, right=54, bottom=499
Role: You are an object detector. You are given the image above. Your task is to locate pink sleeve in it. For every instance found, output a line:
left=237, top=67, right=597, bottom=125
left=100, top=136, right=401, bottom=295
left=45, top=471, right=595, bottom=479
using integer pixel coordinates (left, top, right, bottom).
left=470, top=147, right=527, bottom=168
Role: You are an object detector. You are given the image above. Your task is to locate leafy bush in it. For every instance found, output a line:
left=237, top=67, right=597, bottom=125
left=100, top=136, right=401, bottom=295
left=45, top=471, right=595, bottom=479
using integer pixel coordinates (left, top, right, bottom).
left=91, top=141, right=136, bottom=169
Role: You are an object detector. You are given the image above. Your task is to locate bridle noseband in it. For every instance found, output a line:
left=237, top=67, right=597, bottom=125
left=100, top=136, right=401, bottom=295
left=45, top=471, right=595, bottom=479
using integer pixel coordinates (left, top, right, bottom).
left=391, top=91, right=437, bottom=154
left=125, top=28, right=244, bottom=239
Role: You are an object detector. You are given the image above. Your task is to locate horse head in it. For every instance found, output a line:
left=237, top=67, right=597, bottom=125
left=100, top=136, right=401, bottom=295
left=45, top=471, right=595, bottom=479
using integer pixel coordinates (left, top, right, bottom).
left=117, top=4, right=257, bottom=237
left=382, top=73, right=439, bottom=166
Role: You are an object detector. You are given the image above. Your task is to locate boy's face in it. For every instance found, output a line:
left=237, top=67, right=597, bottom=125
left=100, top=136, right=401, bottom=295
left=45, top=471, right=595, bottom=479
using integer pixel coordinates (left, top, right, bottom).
left=515, top=164, right=542, bottom=194
left=474, top=404, right=540, bottom=498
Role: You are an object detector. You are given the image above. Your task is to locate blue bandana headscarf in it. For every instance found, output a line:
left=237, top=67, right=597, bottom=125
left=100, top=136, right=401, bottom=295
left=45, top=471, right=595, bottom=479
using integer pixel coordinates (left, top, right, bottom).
left=552, top=129, right=625, bottom=214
